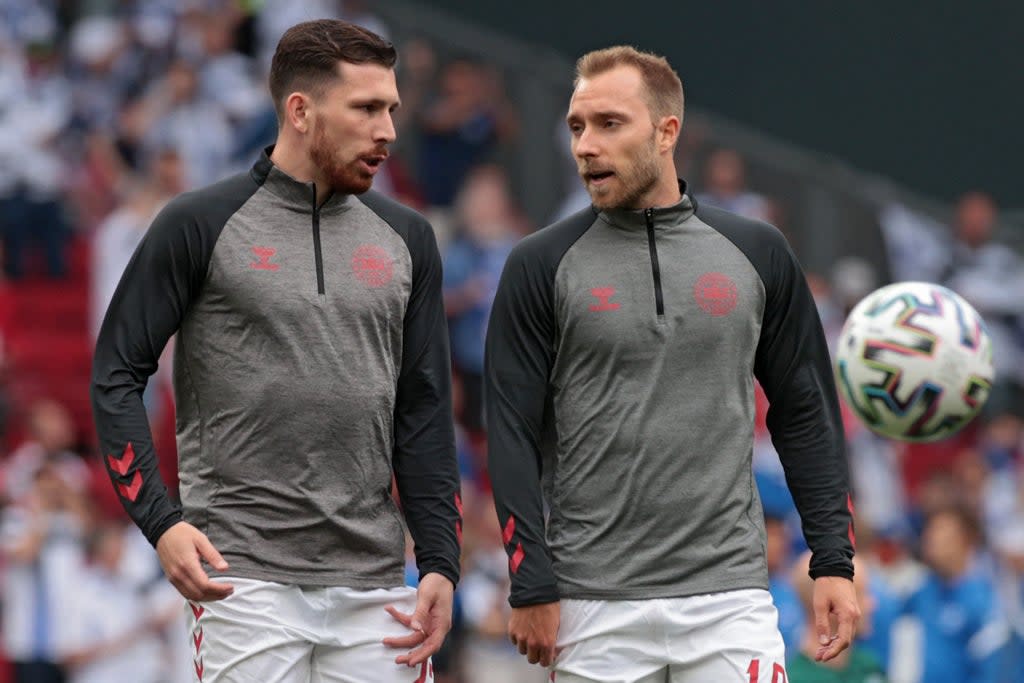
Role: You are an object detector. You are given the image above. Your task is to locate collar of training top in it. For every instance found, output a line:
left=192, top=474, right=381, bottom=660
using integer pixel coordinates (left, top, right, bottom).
left=251, top=145, right=356, bottom=216
left=599, top=179, right=697, bottom=231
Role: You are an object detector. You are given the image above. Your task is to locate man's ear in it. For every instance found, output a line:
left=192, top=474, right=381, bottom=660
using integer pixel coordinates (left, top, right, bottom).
left=285, top=92, right=312, bottom=134
left=658, top=115, right=681, bottom=154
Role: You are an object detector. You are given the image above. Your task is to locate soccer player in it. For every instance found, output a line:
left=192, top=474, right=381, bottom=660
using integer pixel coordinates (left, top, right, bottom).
left=485, top=45, right=859, bottom=681
left=91, top=20, right=460, bottom=682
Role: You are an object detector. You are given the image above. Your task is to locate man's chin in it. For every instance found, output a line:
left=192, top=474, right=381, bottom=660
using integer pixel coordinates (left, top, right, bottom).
left=588, top=189, right=617, bottom=210
left=330, top=176, right=374, bottom=195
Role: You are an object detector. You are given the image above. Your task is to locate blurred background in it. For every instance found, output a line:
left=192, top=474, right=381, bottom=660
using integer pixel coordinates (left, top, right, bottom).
left=0, top=1, right=1021, bottom=682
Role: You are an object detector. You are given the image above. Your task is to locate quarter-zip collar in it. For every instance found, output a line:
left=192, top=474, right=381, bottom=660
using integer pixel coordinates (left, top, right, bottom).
left=599, top=179, right=696, bottom=231
left=251, top=145, right=355, bottom=216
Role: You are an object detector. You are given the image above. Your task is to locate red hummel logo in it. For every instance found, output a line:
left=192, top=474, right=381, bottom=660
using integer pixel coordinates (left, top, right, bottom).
left=107, top=443, right=143, bottom=502
left=250, top=246, right=280, bottom=271
left=589, top=286, right=621, bottom=312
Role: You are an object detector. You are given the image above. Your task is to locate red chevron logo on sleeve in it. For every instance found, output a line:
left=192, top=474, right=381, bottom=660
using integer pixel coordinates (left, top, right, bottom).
left=502, top=516, right=516, bottom=545
left=509, top=542, right=525, bottom=574
left=116, top=472, right=143, bottom=502
left=106, top=442, right=135, bottom=476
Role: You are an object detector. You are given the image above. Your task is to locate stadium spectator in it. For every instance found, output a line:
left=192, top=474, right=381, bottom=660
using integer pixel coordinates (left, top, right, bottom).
left=2, top=400, right=87, bottom=507
left=940, top=191, right=1024, bottom=421
left=0, top=26, right=71, bottom=280
left=136, top=57, right=232, bottom=189
left=695, top=147, right=772, bottom=222
left=416, top=58, right=512, bottom=208
left=59, top=522, right=171, bottom=683
left=1, top=461, right=92, bottom=683
left=443, top=164, right=522, bottom=432
left=894, top=506, right=1007, bottom=683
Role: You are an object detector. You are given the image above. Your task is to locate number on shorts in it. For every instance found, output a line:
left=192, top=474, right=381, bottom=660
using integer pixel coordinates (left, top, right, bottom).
left=747, top=659, right=787, bottom=683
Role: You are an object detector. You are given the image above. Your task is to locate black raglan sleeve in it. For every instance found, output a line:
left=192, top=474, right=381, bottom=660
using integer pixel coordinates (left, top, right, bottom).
left=703, top=206, right=855, bottom=580
left=485, top=241, right=558, bottom=606
left=91, top=195, right=222, bottom=547
left=485, top=209, right=594, bottom=607
left=364, top=192, right=462, bottom=588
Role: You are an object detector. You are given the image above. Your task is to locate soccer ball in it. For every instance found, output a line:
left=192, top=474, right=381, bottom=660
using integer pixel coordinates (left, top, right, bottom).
left=834, top=281, right=994, bottom=442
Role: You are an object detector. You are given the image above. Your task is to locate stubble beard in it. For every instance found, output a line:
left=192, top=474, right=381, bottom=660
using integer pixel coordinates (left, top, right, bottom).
left=586, top=133, right=662, bottom=210
left=309, top=118, right=374, bottom=196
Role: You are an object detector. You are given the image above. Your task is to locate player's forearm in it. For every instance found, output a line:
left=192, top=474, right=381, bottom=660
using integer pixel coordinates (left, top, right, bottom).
left=769, top=387, right=854, bottom=577
left=91, top=373, right=182, bottom=545
left=486, top=414, right=559, bottom=606
left=395, top=463, right=461, bottom=587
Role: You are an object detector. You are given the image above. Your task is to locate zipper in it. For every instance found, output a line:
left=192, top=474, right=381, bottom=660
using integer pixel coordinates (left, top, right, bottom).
left=311, top=187, right=325, bottom=297
left=644, top=208, right=665, bottom=316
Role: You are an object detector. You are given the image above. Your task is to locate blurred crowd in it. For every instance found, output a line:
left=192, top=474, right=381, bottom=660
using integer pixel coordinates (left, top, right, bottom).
left=0, top=1, right=1022, bottom=682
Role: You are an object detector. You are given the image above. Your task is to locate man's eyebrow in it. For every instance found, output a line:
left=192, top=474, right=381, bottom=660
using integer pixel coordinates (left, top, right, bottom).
left=566, top=109, right=629, bottom=122
left=351, top=97, right=401, bottom=108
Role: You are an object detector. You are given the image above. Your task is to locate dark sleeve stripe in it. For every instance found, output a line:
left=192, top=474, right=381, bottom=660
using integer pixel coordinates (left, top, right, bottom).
left=91, top=172, right=261, bottom=546
left=697, top=204, right=855, bottom=580
left=485, top=207, right=597, bottom=606
left=358, top=191, right=462, bottom=587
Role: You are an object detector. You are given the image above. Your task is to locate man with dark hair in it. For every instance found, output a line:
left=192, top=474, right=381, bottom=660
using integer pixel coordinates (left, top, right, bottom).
left=92, top=19, right=459, bottom=682
left=486, top=45, right=859, bottom=680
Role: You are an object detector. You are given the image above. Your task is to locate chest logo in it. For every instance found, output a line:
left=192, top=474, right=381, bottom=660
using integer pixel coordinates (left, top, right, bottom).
left=250, top=246, right=280, bottom=271
left=352, top=244, right=394, bottom=287
left=693, top=272, right=738, bottom=316
left=589, top=286, right=621, bottom=312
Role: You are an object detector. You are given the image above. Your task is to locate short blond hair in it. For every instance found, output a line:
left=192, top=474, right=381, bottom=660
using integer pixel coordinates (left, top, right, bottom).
left=574, top=46, right=684, bottom=123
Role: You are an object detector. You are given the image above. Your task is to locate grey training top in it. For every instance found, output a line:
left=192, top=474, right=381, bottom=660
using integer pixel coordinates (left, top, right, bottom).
left=92, top=148, right=462, bottom=589
left=485, top=185, right=854, bottom=607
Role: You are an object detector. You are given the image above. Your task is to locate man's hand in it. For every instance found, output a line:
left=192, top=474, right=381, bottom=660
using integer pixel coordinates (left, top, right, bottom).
left=509, top=601, right=560, bottom=667
left=383, top=572, right=454, bottom=667
left=156, top=522, right=233, bottom=602
left=812, top=576, right=861, bottom=661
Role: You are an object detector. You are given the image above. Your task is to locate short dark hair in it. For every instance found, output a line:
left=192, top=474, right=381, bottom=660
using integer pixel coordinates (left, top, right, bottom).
left=269, top=20, right=397, bottom=124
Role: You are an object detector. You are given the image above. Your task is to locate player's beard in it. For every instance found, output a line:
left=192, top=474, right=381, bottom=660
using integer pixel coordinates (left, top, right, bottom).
left=584, top=131, right=661, bottom=210
left=308, top=115, right=376, bottom=196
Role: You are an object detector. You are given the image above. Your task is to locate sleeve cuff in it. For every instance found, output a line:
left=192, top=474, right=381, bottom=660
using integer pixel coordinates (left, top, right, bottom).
left=509, top=584, right=560, bottom=608
left=143, top=510, right=185, bottom=548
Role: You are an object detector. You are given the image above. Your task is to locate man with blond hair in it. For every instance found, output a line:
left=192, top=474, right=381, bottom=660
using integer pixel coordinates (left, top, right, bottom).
left=486, top=45, right=859, bottom=681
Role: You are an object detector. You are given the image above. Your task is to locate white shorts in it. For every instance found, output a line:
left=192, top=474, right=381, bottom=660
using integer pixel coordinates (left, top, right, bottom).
left=185, top=577, right=433, bottom=683
left=553, top=589, right=787, bottom=683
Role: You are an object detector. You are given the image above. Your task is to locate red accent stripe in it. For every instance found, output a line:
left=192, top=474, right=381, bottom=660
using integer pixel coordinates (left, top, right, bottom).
left=509, top=542, right=525, bottom=574
left=107, top=442, right=135, bottom=475
left=502, top=516, right=516, bottom=545
left=414, top=660, right=428, bottom=683
left=455, top=521, right=462, bottom=545
left=847, top=494, right=857, bottom=550
left=454, top=492, right=463, bottom=515
left=117, top=471, right=143, bottom=502
left=193, top=627, right=204, bottom=652
left=194, top=658, right=204, bottom=681
left=190, top=602, right=205, bottom=620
